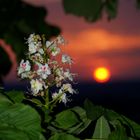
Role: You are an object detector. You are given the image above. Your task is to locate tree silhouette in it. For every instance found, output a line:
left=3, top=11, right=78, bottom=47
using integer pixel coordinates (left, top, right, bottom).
left=0, top=0, right=60, bottom=85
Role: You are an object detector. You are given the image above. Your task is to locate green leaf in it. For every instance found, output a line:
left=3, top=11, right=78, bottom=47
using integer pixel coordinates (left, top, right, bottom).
left=67, top=106, right=91, bottom=134
left=128, top=137, right=137, bottom=140
left=108, top=125, right=128, bottom=140
left=53, top=109, right=80, bottom=129
left=49, top=107, right=91, bottom=135
left=84, top=99, right=104, bottom=121
left=5, top=90, right=25, bottom=103
left=104, top=109, right=120, bottom=122
left=29, top=98, right=43, bottom=106
left=0, top=96, right=44, bottom=140
left=63, top=0, right=103, bottom=22
left=49, top=133, right=80, bottom=140
left=105, top=0, right=118, bottom=20
left=104, top=109, right=140, bottom=139
left=92, top=116, right=111, bottom=139
left=0, top=93, right=13, bottom=107
left=121, top=116, right=140, bottom=139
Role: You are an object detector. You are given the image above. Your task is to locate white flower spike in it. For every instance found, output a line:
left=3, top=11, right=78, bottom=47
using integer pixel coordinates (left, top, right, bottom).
left=18, top=33, right=76, bottom=105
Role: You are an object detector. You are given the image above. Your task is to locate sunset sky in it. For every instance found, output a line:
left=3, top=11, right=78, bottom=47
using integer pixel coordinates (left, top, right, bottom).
left=4, top=0, right=140, bottom=84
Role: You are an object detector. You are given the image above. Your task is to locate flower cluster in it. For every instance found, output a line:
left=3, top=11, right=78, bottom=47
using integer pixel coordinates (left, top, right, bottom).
left=17, top=34, right=76, bottom=104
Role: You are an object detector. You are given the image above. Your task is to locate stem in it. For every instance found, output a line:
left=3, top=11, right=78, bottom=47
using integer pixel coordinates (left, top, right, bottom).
left=44, top=89, right=49, bottom=109
left=48, top=91, right=65, bottom=112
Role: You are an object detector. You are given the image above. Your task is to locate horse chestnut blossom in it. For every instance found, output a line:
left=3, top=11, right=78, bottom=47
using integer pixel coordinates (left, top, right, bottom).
left=62, top=54, right=73, bottom=64
left=37, top=64, right=51, bottom=79
left=17, top=34, right=76, bottom=106
left=18, top=60, right=31, bottom=78
left=30, top=79, right=43, bottom=95
left=18, top=60, right=31, bottom=74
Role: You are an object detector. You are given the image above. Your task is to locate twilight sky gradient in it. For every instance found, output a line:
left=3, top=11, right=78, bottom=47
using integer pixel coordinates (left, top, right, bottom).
left=3, top=0, right=140, bottom=84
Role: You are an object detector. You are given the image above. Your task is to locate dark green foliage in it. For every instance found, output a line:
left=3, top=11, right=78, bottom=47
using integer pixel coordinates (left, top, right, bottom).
left=84, top=99, right=104, bottom=121
left=4, top=90, right=25, bottom=103
left=62, top=0, right=118, bottom=22
left=108, top=125, right=128, bottom=140
left=0, top=89, right=140, bottom=140
left=53, top=110, right=80, bottom=129
left=0, top=92, right=45, bottom=140
left=137, top=0, right=140, bottom=9
left=92, top=116, right=111, bottom=139
left=63, top=0, right=103, bottom=22
left=0, top=0, right=60, bottom=61
left=49, top=133, right=80, bottom=140
left=49, top=106, right=91, bottom=135
left=106, top=0, right=118, bottom=20
left=63, top=0, right=140, bottom=22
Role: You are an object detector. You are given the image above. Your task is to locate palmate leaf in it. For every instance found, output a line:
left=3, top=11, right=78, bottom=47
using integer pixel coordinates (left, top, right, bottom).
left=4, top=90, right=25, bottom=103
left=84, top=99, right=104, bottom=121
left=104, top=109, right=140, bottom=139
left=0, top=93, right=13, bottom=107
left=0, top=93, right=45, bottom=140
left=108, top=125, right=128, bottom=140
left=67, top=106, right=91, bottom=134
left=92, top=116, right=111, bottom=139
left=122, top=116, right=140, bottom=139
left=50, top=106, right=91, bottom=135
left=83, top=99, right=140, bottom=139
left=53, top=109, right=80, bottom=129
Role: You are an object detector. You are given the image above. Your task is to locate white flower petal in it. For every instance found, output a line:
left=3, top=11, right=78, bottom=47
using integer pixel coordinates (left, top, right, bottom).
left=28, top=42, right=37, bottom=54
left=30, top=79, right=43, bottom=95
left=61, top=93, right=67, bottom=104
left=62, top=54, right=73, bottom=64
left=38, top=48, right=44, bottom=54
left=37, top=64, right=51, bottom=79
left=18, top=60, right=31, bottom=75
left=46, top=41, right=51, bottom=48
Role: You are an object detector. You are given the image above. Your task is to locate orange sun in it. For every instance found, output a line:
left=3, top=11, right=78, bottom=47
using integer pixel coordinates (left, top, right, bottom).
left=93, top=67, right=111, bottom=83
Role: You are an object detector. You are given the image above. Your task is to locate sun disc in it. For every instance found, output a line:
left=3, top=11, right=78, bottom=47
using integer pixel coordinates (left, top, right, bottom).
left=93, top=67, right=110, bottom=83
